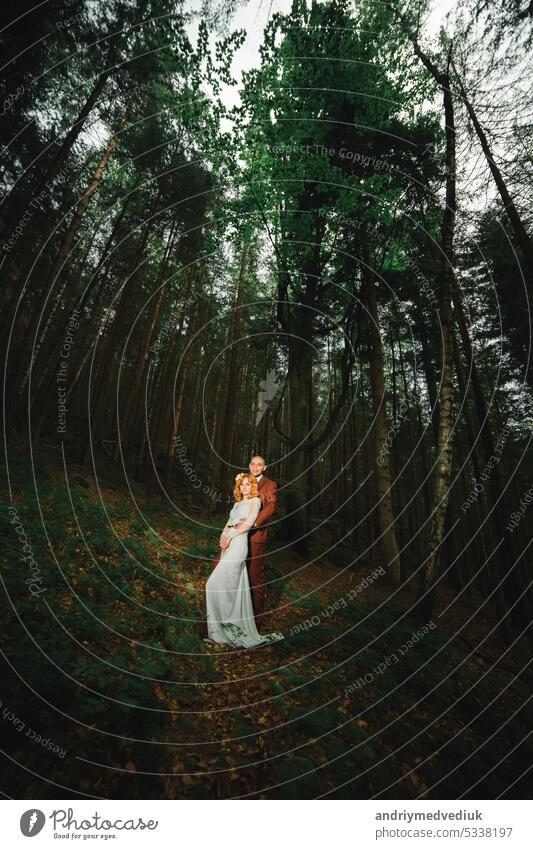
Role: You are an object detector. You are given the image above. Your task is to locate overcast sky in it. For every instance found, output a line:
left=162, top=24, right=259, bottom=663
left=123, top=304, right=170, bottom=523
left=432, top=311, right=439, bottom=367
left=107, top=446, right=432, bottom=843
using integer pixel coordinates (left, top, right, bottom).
left=219, top=0, right=458, bottom=106
left=183, top=0, right=508, bottom=210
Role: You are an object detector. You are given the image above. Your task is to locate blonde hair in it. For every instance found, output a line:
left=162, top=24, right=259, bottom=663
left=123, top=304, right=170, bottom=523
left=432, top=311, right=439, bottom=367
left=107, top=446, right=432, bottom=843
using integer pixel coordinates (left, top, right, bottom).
left=233, top=472, right=259, bottom=501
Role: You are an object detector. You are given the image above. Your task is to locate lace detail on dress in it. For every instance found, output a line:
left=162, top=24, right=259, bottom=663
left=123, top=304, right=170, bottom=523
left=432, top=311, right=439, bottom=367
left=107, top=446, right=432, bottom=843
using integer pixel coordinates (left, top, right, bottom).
left=225, top=497, right=261, bottom=539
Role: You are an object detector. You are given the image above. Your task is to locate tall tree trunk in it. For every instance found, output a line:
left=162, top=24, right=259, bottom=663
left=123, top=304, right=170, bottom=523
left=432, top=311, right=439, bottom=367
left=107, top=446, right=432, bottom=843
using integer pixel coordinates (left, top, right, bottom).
left=216, top=246, right=249, bottom=500
left=284, top=328, right=313, bottom=554
left=0, top=68, right=112, bottom=248
left=411, top=283, right=440, bottom=445
left=8, top=118, right=125, bottom=424
left=27, top=71, right=112, bottom=206
left=360, top=226, right=401, bottom=586
left=32, top=192, right=133, bottom=414
left=164, top=265, right=206, bottom=491
left=113, top=218, right=179, bottom=464
left=453, top=64, right=533, bottom=338
left=452, top=328, right=497, bottom=594
left=393, top=318, right=419, bottom=560
left=453, top=286, right=533, bottom=632
left=410, top=51, right=457, bottom=625
left=82, top=199, right=154, bottom=463
left=394, top=10, right=460, bottom=622
left=145, top=268, right=195, bottom=483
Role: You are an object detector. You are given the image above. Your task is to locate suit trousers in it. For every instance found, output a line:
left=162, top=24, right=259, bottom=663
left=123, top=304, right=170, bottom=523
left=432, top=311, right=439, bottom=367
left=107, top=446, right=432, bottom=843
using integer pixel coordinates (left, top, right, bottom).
left=247, top=538, right=267, bottom=627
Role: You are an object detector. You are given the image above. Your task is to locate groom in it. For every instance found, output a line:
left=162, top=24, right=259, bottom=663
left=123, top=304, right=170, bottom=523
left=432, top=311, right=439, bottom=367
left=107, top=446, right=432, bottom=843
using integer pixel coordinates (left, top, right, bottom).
left=219, top=455, right=277, bottom=630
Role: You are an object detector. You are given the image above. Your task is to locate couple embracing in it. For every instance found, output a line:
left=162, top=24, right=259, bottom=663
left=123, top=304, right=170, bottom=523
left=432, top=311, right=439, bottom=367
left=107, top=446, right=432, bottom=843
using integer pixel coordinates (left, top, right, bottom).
left=205, top=455, right=284, bottom=648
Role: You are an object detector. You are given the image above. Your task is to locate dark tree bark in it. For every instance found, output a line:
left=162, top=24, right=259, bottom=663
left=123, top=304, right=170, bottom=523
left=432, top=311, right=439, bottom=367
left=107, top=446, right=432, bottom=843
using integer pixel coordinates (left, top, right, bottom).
left=216, top=245, right=248, bottom=501
left=452, top=63, right=533, bottom=352
left=393, top=13, right=458, bottom=624
left=360, top=226, right=401, bottom=586
left=164, top=264, right=206, bottom=491
left=82, top=195, right=155, bottom=463
left=8, top=118, right=125, bottom=425
left=113, top=217, right=179, bottom=464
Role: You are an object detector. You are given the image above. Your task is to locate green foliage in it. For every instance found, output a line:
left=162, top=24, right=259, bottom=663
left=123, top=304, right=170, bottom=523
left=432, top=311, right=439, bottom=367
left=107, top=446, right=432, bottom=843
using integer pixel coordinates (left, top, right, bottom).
left=277, top=755, right=326, bottom=799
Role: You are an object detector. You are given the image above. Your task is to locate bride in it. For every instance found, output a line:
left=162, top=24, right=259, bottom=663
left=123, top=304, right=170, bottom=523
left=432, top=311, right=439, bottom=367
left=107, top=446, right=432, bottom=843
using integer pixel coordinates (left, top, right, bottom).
left=206, top=472, right=284, bottom=648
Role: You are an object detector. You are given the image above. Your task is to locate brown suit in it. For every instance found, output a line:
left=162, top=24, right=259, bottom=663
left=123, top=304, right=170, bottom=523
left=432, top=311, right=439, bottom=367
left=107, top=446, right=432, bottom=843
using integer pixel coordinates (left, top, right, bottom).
left=210, top=475, right=277, bottom=630
left=247, top=475, right=277, bottom=628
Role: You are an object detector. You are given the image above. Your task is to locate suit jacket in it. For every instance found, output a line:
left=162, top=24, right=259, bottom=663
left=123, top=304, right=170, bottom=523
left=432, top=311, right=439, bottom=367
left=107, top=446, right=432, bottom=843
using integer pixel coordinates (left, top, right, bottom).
left=249, top=475, right=277, bottom=546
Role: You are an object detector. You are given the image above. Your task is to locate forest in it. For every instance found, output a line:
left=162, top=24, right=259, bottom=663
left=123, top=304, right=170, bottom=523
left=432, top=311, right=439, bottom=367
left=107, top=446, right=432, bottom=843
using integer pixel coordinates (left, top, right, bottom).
left=0, top=0, right=532, bottom=800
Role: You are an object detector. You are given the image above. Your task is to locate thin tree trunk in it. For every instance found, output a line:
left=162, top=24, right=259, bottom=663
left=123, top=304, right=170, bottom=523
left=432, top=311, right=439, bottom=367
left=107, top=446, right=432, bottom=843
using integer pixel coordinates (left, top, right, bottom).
left=9, top=118, right=125, bottom=423
left=453, top=63, right=533, bottom=334
left=32, top=192, right=133, bottom=410
left=216, top=246, right=249, bottom=500
left=285, top=330, right=313, bottom=553
left=0, top=67, right=113, bottom=248
left=27, top=71, right=112, bottom=206
left=146, top=267, right=195, bottom=482
left=113, top=218, right=179, bottom=463
left=453, top=286, right=533, bottom=631
left=360, top=225, right=401, bottom=586
left=82, top=198, right=154, bottom=463
left=394, top=316, right=420, bottom=563
left=409, top=48, right=457, bottom=625
left=164, top=265, right=206, bottom=491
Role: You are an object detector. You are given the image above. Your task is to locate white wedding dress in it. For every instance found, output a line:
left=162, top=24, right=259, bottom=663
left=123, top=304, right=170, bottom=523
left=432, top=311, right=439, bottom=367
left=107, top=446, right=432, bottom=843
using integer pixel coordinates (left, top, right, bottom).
left=206, top=496, right=284, bottom=648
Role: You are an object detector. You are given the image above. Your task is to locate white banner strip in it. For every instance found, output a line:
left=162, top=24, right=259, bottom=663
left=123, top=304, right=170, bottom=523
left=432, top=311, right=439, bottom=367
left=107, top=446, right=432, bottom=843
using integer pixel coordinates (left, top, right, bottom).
left=2, top=799, right=530, bottom=847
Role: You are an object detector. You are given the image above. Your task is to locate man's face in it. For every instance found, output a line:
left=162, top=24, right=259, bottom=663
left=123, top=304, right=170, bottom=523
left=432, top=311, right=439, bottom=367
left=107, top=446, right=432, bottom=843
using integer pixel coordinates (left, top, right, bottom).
left=249, top=458, right=266, bottom=478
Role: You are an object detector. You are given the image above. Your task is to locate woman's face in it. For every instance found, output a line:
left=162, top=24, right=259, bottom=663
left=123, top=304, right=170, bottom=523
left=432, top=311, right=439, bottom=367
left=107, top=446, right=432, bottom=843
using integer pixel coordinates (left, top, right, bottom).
left=240, top=477, right=252, bottom=497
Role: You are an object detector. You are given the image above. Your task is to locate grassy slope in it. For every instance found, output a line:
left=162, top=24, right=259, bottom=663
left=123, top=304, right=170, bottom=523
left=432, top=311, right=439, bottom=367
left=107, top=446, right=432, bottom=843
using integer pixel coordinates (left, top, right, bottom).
left=1, top=437, right=531, bottom=799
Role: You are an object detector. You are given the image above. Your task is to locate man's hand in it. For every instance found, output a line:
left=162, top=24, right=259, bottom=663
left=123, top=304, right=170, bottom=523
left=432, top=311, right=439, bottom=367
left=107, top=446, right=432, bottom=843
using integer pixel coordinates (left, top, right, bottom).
left=233, top=518, right=245, bottom=529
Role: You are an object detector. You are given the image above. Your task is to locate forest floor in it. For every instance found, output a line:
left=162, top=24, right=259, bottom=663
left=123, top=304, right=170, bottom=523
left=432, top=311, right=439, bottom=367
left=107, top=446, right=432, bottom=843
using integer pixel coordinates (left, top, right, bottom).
left=1, top=435, right=532, bottom=799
